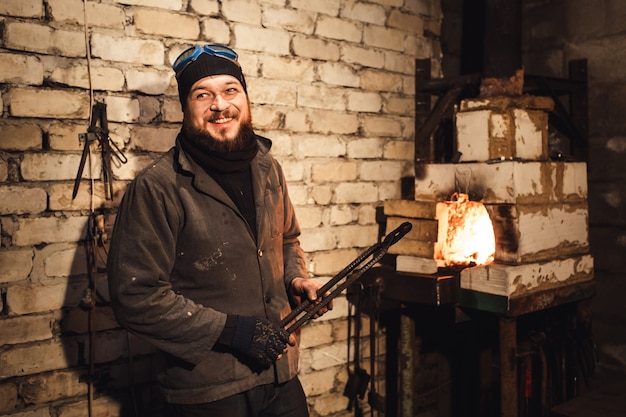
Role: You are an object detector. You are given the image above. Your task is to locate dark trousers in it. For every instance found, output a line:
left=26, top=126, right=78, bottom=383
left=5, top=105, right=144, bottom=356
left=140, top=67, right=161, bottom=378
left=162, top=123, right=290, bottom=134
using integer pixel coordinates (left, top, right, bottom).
left=164, top=377, right=309, bottom=417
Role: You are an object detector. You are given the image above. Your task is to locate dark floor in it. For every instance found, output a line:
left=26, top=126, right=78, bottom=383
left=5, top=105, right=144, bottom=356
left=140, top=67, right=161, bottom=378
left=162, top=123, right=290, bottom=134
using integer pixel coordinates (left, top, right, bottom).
left=550, top=362, right=626, bottom=416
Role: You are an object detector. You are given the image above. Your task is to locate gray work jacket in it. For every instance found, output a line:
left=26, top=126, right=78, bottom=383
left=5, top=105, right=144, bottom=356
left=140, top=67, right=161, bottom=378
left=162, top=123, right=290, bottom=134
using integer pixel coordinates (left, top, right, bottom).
left=107, top=134, right=306, bottom=404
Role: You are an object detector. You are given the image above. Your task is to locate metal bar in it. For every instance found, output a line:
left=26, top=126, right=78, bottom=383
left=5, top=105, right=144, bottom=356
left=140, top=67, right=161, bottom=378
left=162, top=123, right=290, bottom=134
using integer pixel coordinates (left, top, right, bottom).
left=280, top=222, right=412, bottom=334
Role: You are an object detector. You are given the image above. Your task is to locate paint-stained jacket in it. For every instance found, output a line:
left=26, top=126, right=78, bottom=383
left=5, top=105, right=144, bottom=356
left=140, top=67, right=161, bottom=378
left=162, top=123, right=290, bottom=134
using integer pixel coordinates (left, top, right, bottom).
left=107, top=134, right=306, bottom=404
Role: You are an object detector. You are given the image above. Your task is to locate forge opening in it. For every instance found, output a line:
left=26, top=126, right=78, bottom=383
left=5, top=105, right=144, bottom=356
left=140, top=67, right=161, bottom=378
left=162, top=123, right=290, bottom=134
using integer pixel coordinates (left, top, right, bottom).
left=435, top=193, right=496, bottom=267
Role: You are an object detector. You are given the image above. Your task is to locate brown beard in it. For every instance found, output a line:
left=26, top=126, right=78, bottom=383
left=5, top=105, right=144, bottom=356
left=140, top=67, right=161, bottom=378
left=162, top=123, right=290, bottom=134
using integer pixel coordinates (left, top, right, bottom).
left=183, top=115, right=257, bottom=154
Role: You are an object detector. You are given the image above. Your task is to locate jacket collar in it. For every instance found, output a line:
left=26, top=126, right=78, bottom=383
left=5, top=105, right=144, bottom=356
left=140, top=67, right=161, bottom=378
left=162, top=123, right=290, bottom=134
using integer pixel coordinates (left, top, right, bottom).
left=175, top=133, right=273, bottom=219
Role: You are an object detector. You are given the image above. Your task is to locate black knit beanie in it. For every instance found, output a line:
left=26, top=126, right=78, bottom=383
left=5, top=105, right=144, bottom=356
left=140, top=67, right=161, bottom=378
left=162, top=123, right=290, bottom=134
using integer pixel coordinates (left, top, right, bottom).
left=176, top=53, right=247, bottom=106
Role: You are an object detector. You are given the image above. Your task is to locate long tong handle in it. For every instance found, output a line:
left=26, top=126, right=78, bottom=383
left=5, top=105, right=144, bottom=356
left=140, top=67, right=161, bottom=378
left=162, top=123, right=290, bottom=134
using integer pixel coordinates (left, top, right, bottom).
left=281, top=221, right=412, bottom=333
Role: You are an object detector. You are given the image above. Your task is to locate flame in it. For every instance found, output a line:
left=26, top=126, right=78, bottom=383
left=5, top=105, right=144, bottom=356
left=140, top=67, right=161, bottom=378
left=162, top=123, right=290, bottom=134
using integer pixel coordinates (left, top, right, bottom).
left=440, top=193, right=495, bottom=266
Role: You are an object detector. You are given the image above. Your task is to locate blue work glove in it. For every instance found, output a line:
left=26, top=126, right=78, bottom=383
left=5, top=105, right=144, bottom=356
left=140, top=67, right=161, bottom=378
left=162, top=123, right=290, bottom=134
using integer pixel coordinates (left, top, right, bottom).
left=219, top=315, right=291, bottom=369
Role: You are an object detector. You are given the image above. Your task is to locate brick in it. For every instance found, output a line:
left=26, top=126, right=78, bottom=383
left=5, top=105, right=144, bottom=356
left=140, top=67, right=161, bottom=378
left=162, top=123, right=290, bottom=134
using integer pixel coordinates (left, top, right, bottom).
left=117, top=0, right=182, bottom=10
left=4, top=22, right=86, bottom=58
left=262, top=7, right=315, bottom=34
left=311, top=160, right=358, bottom=183
left=310, top=391, right=350, bottom=417
left=299, top=227, right=337, bottom=252
left=125, top=68, right=173, bottom=95
left=388, top=9, right=425, bottom=34
left=413, top=162, right=589, bottom=204
left=329, top=205, right=354, bottom=225
left=0, top=185, right=47, bottom=215
left=200, top=18, right=231, bottom=44
left=279, top=159, right=305, bottom=182
left=307, top=343, right=347, bottom=370
left=233, top=24, right=290, bottom=55
left=360, top=68, right=404, bottom=92
left=346, top=91, right=382, bottom=112
left=0, top=314, right=54, bottom=346
left=384, top=199, right=437, bottom=219
left=6, top=279, right=86, bottom=315
left=10, top=88, right=89, bottom=119
left=21, top=152, right=95, bottom=181
left=0, top=159, right=7, bottom=182
left=12, top=216, right=89, bottom=246
left=315, top=16, right=362, bottom=43
left=162, top=98, right=184, bottom=123
left=91, top=33, right=165, bottom=66
left=292, top=35, right=341, bottom=61
left=385, top=51, right=415, bottom=75
left=308, top=248, right=359, bottom=276
left=300, top=322, right=334, bottom=349
left=341, top=2, right=386, bottom=25
left=103, top=96, right=141, bottom=123
left=223, top=0, right=262, bottom=24
left=112, top=154, right=159, bottom=181
left=21, top=370, right=87, bottom=405
left=455, top=107, right=549, bottom=162
left=294, top=134, right=345, bottom=158
left=190, top=0, right=219, bottom=15
left=41, top=244, right=88, bottom=277
left=260, top=55, right=315, bottom=82
left=47, top=123, right=89, bottom=152
left=299, top=367, right=337, bottom=397
left=334, top=182, right=379, bottom=204
left=0, top=53, right=43, bottom=85
left=341, top=45, right=385, bottom=69
left=363, top=25, right=405, bottom=52
left=335, top=224, right=378, bottom=248
left=386, top=216, right=438, bottom=242
left=49, top=65, right=125, bottom=92
left=61, top=306, right=118, bottom=335
left=359, top=160, right=403, bottom=181
left=361, top=115, right=403, bottom=137
left=306, top=110, right=359, bottom=135
left=291, top=0, right=341, bottom=15
left=56, top=396, right=123, bottom=417
left=0, top=340, right=77, bottom=378
left=297, top=85, right=345, bottom=111
left=386, top=95, right=414, bottom=115
left=348, top=136, right=386, bottom=159
left=0, top=248, right=33, bottom=284
left=379, top=180, right=402, bottom=201
left=486, top=202, right=590, bottom=264
left=251, top=106, right=282, bottom=130
left=48, top=0, right=125, bottom=29
left=249, top=79, right=297, bottom=107
left=293, top=206, right=323, bottom=228
left=0, top=123, right=42, bottom=151
left=0, top=0, right=43, bottom=17
left=460, top=254, right=594, bottom=297
left=131, top=125, right=178, bottom=152
left=384, top=139, right=414, bottom=160
left=318, top=62, right=360, bottom=87
left=0, top=381, right=18, bottom=413
left=388, top=237, right=435, bottom=257
left=134, top=8, right=200, bottom=39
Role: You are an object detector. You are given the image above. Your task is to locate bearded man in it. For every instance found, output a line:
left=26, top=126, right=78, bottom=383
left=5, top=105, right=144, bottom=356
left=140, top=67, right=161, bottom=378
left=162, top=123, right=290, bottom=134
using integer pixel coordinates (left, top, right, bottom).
left=108, top=44, right=330, bottom=417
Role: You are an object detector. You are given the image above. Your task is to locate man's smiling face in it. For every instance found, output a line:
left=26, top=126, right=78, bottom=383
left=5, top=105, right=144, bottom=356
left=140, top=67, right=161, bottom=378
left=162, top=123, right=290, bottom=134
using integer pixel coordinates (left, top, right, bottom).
left=183, top=74, right=251, bottom=144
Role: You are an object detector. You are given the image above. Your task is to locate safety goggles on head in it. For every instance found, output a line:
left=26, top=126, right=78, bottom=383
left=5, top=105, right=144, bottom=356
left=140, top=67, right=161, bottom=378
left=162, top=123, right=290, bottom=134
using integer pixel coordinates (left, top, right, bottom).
left=173, top=44, right=240, bottom=77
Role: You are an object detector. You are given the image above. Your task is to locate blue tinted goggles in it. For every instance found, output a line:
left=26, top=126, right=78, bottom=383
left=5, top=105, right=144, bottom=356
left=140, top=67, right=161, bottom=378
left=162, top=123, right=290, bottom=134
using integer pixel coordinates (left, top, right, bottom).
left=173, top=44, right=240, bottom=77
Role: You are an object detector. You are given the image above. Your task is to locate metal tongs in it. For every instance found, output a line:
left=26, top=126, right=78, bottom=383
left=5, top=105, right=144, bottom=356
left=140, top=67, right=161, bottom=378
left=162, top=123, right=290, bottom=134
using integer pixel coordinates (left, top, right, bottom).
left=280, top=221, right=412, bottom=334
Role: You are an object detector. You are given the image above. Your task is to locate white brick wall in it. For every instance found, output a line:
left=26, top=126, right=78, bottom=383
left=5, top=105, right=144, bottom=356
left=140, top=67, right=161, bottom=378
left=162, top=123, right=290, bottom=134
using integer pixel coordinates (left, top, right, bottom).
left=0, top=0, right=441, bottom=415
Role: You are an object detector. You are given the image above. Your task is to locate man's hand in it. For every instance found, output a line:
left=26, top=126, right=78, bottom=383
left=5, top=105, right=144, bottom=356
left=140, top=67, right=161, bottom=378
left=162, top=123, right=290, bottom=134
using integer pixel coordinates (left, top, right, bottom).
left=290, top=277, right=334, bottom=319
left=229, top=316, right=293, bottom=369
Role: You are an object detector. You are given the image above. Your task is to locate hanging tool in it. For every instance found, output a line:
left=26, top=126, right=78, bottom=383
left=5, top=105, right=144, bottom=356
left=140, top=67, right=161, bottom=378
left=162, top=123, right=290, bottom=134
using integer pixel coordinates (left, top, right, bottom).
left=72, top=102, right=127, bottom=200
left=280, top=222, right=412, bottom=334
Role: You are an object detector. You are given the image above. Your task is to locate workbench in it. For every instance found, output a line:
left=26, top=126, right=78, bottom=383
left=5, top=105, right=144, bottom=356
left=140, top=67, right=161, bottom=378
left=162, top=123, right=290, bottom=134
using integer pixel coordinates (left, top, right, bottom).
left=354, top=266, right=596, bottom=417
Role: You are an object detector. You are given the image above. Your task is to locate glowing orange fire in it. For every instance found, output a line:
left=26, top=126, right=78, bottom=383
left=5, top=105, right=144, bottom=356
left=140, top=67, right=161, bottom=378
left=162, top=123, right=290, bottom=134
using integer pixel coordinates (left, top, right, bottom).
left=436, top=193, right=495, bottom=266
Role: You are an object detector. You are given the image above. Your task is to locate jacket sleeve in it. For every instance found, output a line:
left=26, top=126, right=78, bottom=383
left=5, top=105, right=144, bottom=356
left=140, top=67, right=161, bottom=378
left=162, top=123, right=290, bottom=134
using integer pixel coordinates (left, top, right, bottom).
left=107, top=169, right=225, bottom=365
